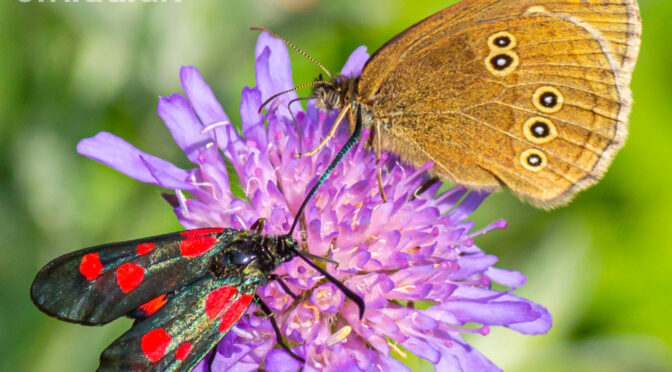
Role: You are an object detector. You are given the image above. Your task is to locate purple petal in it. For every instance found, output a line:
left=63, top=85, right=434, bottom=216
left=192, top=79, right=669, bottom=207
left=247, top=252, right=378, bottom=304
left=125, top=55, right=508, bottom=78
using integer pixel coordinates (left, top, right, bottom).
left=192, top=356, right=210, bottom=372
left=138, top=155, right=196, bottom=190
left=254, top=32, right=297, bottom=119
left=157, top=93, right=211, bottom=163
left=486, top=267, right=526, bottom=287
left=240, top=86, right=267, bottom=150
left=77, top=132, right=193, bottom=189
left=180, top=66, right=229, bottom=125
left=179, top=66, right=231, bottom=148
left=375, top=355, right=412, bottom=372
left=507, top=302, right=553, bottom=335
left=402, top=337, right=440, bottom=364
left=436, top=340, right=501, bottom=372
left=340, top=46, right=369, bottom=78
left=265, top=349, right=303, bottom=372
left=449, top=190, right=490, bottom=222
left=439, top=300, right=541, bottom=326
left=450, top=255, right=498, bottom=280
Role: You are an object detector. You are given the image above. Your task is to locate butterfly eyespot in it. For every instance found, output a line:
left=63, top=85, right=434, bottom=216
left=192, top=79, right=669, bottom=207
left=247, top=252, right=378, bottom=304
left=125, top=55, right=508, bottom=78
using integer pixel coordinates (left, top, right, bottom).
left=487, top=31, right=517, bottom=50
left=485, top=51, right=519, bottom=77
left=523, top=117, right=558, bottom=144
left=520, top=149, right=548, bottom=172
left=533, top=87, right=564, bottom=113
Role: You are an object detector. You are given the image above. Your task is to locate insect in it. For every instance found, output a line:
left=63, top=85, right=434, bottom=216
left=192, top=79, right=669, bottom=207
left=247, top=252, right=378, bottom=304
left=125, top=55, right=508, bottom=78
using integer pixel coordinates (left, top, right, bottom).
left=31, top=218, right=364, bottom=371
left=256, top=0, right=641, bottom=233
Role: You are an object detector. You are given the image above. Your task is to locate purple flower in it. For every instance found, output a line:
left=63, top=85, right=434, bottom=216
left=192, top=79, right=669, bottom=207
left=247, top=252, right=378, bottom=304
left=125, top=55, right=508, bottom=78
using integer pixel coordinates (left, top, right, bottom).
left=77, top=32, right=552, bottom=372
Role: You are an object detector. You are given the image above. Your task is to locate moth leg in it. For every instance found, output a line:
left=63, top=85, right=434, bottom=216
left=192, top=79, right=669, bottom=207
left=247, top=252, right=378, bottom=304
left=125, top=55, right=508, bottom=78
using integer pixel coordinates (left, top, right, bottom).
left=207, top=349, right=217, bottom=372
left=268, top=274, right=299, bottom=300
left=409, top=177, right=440, bottom=201
left=300, top=104, right=351, bottom=157
left=294, top=249, right=366, bottom=319
left=373, top=120, right=387, bottom=202
left=254, top=295, right=306, bottom=363
left=250, top=218, right=266, bottom=234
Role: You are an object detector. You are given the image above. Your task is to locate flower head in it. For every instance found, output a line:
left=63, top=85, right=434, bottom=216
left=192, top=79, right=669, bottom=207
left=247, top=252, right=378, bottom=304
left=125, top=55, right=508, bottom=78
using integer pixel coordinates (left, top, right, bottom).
left=77, top=32, right=552, bottom=372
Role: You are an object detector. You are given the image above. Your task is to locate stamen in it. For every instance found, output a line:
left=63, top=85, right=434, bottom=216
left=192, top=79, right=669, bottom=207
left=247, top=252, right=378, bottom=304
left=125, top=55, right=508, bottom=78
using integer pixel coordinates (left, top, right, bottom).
left=395, top=284, right=416, bottom=294
left=231, top=326, right=254, bottom=340
left=326, top=326, right=352, bottom=346
left=190, top=181, right=214, bottom=190
left=245, top=177, right=260, bottom=196
left=235, top=214, right=247, bottom=229
left=395, top=161, right=408, bottom=180
left=469, top=219, right=507, bottom=238
left=200, top=121, right=230, bottom=134
left=388, top=341, right=408, bottom=359
left=175, top=189, right=189, bottom=218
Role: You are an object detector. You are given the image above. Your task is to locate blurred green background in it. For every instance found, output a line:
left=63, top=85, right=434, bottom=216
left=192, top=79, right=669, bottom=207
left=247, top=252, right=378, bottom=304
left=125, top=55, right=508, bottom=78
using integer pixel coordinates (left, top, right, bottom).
left=1, top=0, right=670, bottom=371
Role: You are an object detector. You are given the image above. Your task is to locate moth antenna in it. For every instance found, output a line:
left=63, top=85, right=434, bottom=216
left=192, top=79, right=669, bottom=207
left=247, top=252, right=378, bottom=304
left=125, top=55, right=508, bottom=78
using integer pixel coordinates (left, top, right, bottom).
left=288, top=105, right=363, bottom=236
left=251, top=26, right=332, bottom=79
left=257, top=80, right=330, bottom=114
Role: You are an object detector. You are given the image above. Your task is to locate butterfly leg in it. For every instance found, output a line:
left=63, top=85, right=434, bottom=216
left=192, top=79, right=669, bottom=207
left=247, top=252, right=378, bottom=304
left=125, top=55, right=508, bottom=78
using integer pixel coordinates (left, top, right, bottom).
left=301, top=104, right=351, bottom=157
left=409, top=177, right=440, bottom=201
left=373, top=120, right=387, bottom=202
left=254, top=295, right=306, bottom=363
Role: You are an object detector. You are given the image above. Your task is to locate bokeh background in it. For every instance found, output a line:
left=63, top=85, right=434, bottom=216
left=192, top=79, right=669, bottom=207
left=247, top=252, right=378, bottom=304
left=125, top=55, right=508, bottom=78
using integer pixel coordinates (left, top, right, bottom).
left=1, top=0, right=670, bottom=371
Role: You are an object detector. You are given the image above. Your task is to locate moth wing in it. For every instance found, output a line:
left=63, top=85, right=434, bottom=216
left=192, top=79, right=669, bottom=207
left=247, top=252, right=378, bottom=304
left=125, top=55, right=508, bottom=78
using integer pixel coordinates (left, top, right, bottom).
left=31, top=228, right=228, bottom=325
left=97, top=277, right=256, bottom=372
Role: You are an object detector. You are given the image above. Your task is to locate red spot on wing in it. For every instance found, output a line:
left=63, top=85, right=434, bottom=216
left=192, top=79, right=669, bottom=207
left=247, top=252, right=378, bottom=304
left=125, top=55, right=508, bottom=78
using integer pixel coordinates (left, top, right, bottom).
left=141, top=328, right=171, bottom=363
left=180, top=236, right=218, bottom=257
left=205, top=286, right=237, bottom=320
left=218, top=293, right=253, bottom=333
left=137, top=242, right=155, bottom=255
left=180, top=228, right=224, bottom=237
left=79, top=253, right=103, bottom=280
left=175, top=342, right=193, bottom=361
left=137, top=294, right=168, bottom=317
left=116, top=263, right=145, bottom=293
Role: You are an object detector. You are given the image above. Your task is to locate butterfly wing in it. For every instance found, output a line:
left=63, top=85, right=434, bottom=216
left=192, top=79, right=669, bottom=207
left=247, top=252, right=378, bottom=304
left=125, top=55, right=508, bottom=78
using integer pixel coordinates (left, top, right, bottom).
left=359, top=0, right=640, bottom=206
left=31, top=228, right=230, bottom=325
left=98, top=277, right=256, bottom=372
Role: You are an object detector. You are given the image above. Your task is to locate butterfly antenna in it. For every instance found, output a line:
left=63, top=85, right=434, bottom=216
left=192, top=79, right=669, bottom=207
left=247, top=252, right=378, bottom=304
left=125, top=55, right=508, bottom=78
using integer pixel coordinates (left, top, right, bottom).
left=257, top=80, right=330, bottom=114
left=251, top=26, right=333, bottom=79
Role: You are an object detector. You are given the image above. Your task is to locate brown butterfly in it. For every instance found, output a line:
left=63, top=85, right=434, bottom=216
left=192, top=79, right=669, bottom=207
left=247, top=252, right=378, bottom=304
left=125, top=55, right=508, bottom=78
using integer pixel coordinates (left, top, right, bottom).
left=259, top=0, right=641, bottom=229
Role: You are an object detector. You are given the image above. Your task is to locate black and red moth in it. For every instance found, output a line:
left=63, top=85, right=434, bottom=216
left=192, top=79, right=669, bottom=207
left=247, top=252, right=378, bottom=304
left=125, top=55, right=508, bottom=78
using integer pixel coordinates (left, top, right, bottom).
left=31, top=218, right=364, bottom=371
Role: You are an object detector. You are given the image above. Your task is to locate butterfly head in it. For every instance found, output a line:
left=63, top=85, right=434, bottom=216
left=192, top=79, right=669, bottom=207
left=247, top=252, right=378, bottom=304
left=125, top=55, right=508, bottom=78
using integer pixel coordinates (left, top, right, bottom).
left=311, top=74, right=357, bottom=113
